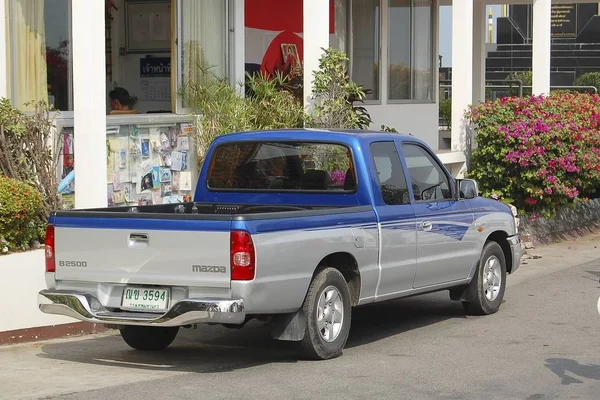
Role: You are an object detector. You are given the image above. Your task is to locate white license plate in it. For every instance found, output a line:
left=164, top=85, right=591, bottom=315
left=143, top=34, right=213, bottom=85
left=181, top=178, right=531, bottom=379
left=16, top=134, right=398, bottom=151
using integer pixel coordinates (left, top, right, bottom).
left=121, top=286, right=170, bottom=312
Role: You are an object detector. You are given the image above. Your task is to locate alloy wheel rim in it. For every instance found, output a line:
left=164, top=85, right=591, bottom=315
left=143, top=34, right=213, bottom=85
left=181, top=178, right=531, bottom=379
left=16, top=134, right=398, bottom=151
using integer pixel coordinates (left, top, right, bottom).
left=316, top=285, right=344, bottom=342
left=483, top=255, right=502, bottom=302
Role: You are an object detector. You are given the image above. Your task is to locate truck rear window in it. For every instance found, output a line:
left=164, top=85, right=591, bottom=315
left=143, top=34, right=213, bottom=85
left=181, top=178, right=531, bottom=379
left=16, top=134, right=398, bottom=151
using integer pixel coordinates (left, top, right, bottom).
left=207, top=142, right=356, bottom=192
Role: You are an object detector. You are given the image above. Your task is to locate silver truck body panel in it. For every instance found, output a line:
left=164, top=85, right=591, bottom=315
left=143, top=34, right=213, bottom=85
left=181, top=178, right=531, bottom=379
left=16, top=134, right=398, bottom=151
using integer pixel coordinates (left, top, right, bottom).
left=413, top=202, right=476, bottom=288
left=41, top=205, right=518, bottom=324
left=231, top=223, right=379, bottom=313
left=54, top=227, right=231, bottom=289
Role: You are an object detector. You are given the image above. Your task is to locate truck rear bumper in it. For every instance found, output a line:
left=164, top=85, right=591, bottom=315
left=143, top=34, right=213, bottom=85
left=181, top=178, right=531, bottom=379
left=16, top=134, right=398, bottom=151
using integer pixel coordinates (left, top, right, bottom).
left=38, top=290, right=246, bottom=327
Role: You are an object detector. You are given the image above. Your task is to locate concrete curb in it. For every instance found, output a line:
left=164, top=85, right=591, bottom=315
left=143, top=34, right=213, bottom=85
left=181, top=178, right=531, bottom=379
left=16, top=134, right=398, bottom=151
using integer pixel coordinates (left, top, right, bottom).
left=0, top=322, right=112, bottom=346
left=520, top=199, right=600, bottom=246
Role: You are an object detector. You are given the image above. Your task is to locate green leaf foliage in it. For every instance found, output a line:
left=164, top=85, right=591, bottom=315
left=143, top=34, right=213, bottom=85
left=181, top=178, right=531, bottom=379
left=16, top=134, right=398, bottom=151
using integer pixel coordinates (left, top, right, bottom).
left=0, top=175, right=44, bottom=253
left=467, top=92, right=600, bottom=218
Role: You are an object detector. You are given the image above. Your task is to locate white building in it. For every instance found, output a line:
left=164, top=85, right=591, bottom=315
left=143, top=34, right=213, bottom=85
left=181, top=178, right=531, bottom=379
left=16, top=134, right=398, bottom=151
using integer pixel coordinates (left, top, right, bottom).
left=0, top=0, right=579, bottom=209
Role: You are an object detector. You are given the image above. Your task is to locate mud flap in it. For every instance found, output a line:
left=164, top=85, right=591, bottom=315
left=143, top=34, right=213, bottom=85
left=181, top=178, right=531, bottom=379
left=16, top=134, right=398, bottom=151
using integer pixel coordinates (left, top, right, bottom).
left=270, top=310, right=307, bottom=341
left=457, top=275, right=478, bottom=302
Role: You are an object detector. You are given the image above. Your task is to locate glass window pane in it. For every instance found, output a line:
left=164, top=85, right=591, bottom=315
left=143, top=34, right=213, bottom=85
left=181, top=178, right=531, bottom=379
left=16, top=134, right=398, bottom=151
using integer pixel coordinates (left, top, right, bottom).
left=180, top=0, right=227, bottom=92
left=370, top=142, right=410, bottom=205
left=207, top=142, right=355, bottom=192
left=402, top=143, right=453, bottom=201
left=351, top=0, right=380, bottom=101
left=9, top=0, right=72, bottom=111
left=413, top=0, right=433, bottom=101
left=388, top=0, right=411, bottom=100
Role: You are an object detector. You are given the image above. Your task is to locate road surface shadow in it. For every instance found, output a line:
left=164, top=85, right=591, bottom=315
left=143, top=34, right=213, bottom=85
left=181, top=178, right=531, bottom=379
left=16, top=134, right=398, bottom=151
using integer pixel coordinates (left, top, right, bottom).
left=37, top=292, right=467, bottom=373
left=544, top=358, right=600, bottom=385
left=346, top=292, right=466, bottom=348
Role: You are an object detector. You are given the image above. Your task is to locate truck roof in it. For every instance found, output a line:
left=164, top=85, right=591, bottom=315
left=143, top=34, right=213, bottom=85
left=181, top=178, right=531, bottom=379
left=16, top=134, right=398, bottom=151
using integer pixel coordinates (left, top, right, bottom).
left=212, top=128, right=424, bottom=146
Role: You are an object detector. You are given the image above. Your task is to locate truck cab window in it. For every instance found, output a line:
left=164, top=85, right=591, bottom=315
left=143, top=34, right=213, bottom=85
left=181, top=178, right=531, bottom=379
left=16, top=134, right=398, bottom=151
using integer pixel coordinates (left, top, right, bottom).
left=370, top=142, right=410, bottom=205
left=207, top=142, right=356, bottom=192
left=401, top=143, right=453, bottom=201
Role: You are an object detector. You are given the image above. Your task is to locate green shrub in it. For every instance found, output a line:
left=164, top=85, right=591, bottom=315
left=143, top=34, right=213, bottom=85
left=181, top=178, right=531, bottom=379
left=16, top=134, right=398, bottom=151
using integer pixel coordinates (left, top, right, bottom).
left=179, top=65, right=305, bottom=165
left=466, top=92, right=600, bottom=217
left=439, top=98, right=452, bottom=128
left=179, top=48, right=376, bottom=165
left=505, top=71, right=532, bottom=97
left=246, top=72, right=306, bottom=131
left=308, top=48, right=372, bottom=130
left=0, top=98, right=63, bottom=221
left=0, top=175, right=44, bottom=253
left=574, top=72, right=600, bottom=94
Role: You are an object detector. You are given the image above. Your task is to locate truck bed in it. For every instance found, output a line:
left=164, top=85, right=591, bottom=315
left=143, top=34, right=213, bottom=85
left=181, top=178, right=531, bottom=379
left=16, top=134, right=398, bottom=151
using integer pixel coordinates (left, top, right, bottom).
left=48, top=202, right=369, bottom=299
left=62, top=201, right=341, bottom=216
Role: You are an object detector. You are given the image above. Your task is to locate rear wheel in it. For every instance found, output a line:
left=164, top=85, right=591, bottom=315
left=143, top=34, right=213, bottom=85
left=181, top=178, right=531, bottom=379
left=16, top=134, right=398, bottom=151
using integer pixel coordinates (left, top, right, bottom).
left=297, top=267, right=352, bottom=360
left=462, top=241, right=507, bottom=315
left=119, top=326, right=179, bottom=351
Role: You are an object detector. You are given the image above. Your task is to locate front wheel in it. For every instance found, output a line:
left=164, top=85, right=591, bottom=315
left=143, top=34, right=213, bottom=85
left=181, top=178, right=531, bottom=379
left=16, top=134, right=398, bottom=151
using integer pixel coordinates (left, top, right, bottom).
left=297, top=267, right=352, bottom=360
left=462, top=241, right=507, bottom=315
left=119, top=326, right=179, bottom=351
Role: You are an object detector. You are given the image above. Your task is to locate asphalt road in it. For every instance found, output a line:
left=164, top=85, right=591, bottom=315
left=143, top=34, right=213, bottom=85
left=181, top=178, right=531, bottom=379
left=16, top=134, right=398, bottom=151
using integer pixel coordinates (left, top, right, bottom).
left=2, top=236, right=600, bottom=400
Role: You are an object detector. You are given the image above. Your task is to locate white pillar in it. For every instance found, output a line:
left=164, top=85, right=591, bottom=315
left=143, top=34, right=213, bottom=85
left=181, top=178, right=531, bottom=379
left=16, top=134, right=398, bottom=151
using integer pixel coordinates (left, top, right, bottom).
left=451, top=0, right=473, bottom=152
left=472, top=2, right=486, bottom=105
left=234, top=0, right=245, bottom=96
left=72, top=0, right=107, bottom=208
left=303, top=0, right=330, bottom=110
left=532, top=0, right=551, bottom=95
left=0, top=0, right=8, bottom=99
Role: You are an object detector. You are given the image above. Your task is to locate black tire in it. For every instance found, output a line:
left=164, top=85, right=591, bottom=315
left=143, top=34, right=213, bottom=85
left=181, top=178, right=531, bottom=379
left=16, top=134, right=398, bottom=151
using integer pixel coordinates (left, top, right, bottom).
left=297, top=267, right=352, bottom=360
left=119, top=326, right=179, bottom=351
left=462, top=241, right=507, bottom=315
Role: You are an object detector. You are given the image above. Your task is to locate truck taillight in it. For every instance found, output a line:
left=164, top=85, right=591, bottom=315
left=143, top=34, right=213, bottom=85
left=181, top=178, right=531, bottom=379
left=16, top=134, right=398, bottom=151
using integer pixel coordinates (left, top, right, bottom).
left=45, top=225, right=56, bottom=273
left=230, top=230, right=255, bottom=281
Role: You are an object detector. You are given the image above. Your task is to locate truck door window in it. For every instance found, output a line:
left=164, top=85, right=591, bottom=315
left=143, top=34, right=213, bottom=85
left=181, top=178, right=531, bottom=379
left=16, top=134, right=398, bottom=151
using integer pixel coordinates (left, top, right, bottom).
left=370, top=142, right=410, bottom=205
left=401, top=143, right=453, bottom=201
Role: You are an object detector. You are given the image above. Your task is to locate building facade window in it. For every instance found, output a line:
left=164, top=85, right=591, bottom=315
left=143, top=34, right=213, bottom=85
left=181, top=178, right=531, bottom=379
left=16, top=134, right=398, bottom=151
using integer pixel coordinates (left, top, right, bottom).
left=178, top=0, right=229, bottom=109
left=102, top=0, right=230, bottom=115
left=350, top=0, right=434, bottom=103
left=7, top=0, right=73, bottom=111
left=350, top=0, right=380, bottom=101
left=388, top=0, right=411, bottom=100
left=388, top=0, right=433, bottom=101
left=411, top=0, right=433, bottom=101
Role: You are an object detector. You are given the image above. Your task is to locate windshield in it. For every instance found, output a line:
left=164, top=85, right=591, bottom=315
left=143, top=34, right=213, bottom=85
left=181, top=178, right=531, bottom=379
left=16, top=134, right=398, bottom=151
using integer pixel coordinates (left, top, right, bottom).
left=207, top=141, right=356, bottom=192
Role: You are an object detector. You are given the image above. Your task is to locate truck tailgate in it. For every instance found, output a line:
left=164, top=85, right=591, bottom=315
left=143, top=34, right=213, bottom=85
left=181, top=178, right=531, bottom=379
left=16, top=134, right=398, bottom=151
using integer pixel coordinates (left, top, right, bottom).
left=52, top=216, right=232, bottom=289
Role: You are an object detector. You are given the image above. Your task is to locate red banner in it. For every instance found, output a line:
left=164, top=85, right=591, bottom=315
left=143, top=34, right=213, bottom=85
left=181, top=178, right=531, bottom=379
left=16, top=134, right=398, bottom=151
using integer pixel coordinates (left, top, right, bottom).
left=245, top=0, right=335, bottom=34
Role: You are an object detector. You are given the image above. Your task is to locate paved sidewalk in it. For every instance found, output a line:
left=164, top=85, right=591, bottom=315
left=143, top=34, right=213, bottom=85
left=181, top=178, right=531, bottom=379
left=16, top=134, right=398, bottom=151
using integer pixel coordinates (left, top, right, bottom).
left=1, top=232, right=599, bottom=400
left=510, top=231, right=600, bottom=286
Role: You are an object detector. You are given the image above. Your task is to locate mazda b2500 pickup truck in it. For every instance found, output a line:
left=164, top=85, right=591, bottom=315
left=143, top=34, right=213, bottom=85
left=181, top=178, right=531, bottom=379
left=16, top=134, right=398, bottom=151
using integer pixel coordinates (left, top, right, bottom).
left=39, top=129, right=521, bottom=360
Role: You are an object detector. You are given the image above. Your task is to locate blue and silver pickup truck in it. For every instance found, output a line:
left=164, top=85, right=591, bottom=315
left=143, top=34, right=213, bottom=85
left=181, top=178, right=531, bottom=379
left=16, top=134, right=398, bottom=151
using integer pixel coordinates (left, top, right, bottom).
left=39, top=129, right=521, bottom=360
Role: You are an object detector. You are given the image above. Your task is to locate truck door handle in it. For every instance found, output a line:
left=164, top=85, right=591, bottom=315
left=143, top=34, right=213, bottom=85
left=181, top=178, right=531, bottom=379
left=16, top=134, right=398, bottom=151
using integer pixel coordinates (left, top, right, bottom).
left=421, top=221, right=432, bottom=231
left=128, top=233, right=149, bottom=248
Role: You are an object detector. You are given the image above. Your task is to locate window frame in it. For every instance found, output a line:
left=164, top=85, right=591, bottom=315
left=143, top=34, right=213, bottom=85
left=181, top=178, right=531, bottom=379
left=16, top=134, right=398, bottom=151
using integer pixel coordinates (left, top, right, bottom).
left=205, top=140, right=359, bottom=195
left=369, top=140, right=411, bottom=206
left=400, top=141, right=456, bottom=203
left=348, top=0, right=436, bottom=105
left=347, top=0, right=383, bottom=104
left=174, top=0, right=234, bottom=115
left=386, top=0, right=436, bottom=104
left=8, top=0, right=74, bottom=112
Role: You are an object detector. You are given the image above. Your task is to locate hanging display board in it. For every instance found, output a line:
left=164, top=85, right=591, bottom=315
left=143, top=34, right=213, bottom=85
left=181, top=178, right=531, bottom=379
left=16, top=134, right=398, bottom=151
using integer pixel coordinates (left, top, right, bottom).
left=59, top=121, right=197, bottom=209
left=125, top=0, right=171, bottom=53
left=105, top=121, right=196, bottom=206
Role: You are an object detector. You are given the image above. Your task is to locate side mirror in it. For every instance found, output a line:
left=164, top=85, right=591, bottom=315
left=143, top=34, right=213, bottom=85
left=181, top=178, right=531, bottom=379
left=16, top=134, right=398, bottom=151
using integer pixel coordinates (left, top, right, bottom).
left=456, top=179, right=478, bottom=200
